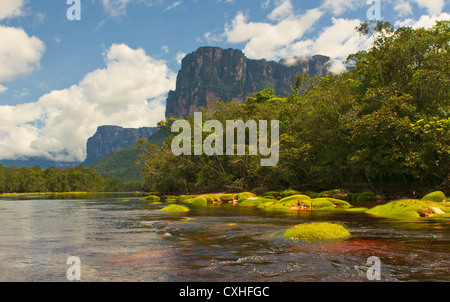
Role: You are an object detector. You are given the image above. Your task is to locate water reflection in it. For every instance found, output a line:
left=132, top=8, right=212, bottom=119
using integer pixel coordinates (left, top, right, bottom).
left=0, top=194, right=449, bottom=281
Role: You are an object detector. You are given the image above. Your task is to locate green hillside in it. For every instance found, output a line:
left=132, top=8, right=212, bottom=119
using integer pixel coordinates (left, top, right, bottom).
left=91, top=129, right=169, bottom=183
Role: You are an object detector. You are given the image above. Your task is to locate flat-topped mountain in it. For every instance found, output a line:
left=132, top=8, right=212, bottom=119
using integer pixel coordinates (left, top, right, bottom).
left=82, top=125, right=157, bottom=167
left=166, top=47, right=331, bottom=118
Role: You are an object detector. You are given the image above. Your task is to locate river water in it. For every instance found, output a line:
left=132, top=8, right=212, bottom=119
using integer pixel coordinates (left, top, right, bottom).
left=0, top=193, right=448, bottom=282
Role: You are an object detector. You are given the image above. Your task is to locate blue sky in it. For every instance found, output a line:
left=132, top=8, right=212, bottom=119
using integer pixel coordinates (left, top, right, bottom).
left=0, top=0, right=448, bottom=162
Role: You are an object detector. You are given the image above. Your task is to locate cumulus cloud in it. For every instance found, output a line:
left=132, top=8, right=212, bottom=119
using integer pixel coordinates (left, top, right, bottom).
left=395, top=12, right=450, bottom=29
left=225, top=2, right=324, bottom=60
left=0, top=44, right=176, bottom=162
left=320, top=0, right=365, bottom=16
left=0, top=26, right=45, bottom=90
left=223, top=0, right=372, bottom=73
left=412, top=0, right=445, bottom=16
left=0, top=0, right=25, bottom=20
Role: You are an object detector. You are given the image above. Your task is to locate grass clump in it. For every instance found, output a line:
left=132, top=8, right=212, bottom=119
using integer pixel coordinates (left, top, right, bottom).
left=284, top=222, right=351, bottom=243
left=422, top=191, right=446, bottom=202
left=161, top=204, right=190, bottom=213
left=366, top=199, right=450, bottom=220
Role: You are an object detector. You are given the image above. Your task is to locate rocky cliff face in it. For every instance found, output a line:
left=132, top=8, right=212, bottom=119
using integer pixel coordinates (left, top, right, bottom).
left=166, top=47, right=331, bottom=118
left=83, top=125, right=157, bottom=166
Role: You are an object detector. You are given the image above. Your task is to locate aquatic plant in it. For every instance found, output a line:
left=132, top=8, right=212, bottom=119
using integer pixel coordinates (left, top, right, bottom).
left=284, top=222, right=351, bottom=243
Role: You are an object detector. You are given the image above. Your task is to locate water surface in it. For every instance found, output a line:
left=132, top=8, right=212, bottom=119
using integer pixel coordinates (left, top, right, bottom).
left=0, top=194, right=448, bottom=282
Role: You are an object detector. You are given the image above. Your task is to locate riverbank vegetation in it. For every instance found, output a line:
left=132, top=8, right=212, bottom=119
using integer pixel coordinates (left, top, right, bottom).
left=138, top=21, right=449, bottom=199
left=0, top=165, right=123, bottom=194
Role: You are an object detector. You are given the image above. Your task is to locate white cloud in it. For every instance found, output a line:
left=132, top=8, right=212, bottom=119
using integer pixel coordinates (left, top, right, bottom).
left=176, top=51, right=186, bottom=64
left=164, top=1, right=181, bottom=11
left=223, top=1, right=374, bottom=73
left=395, top=12, right=450, bottom=29
left=267, top=0, right=293, bottom=21
left=101, top=0, right=132, bottom=17
left=0, top=0, right=25, bottom=20
left=0, top=26, right=46, bottom=83
left=393, top=0, right=414, bottom=18
left=0, top=44, right=176, bottom=162
left=412, top=0, right=445, bottom=16
left=0, top=84, right=7, bottom=94
left=320, top=0, right=364, bottom=16
left=225, top=5, right=324, bottom=60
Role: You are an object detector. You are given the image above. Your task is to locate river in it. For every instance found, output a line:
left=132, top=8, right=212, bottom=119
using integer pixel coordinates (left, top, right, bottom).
left=0, top=193, right=448, bottom=282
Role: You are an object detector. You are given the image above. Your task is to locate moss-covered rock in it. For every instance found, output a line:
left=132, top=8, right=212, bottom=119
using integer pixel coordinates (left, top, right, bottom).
left=279, top=195, right=312, bottom=208
left=239, top=197, right=269, bottom=207
left=161, top=204, right=190, bottom=213
left=237, top=192, right=257, bottom=202
left=191, top=196, right=209, bottom=207
left=320, top=198, right=352, bottom=208
left=261, top=191, right=280, bottom=199
left=280, top=189, right=301, bottom=199
left=422, top=191, right=446, bottom=203
left=366, top=199, right=450, bottom=220
left=219, top=194, right=236, bottom=203
left=140, top=195, right=161, bottom=202
left=318, top=189, right=352, bottom=201
left=303, top=191, right=319, bottom=199
left=177, top=195, right=195, bottom=203
left=310, top=198, right=336, bottom=209
left=284, top=222, right=351, bottom=243
left=356, top=192, right=376, bottom=204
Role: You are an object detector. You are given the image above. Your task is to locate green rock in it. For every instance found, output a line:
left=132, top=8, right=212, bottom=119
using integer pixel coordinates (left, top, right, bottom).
left=356, top=192, right=376, bottom=204
left=366, top=199, right=450, bottom=220
left=284, top=222, right=351, bottom=243
left=191, top=196, right=208, bottom=207
left=140, top=195, right=161, bottom=202
left=161, top=205, right=190, bottom=213
left=422, top=191, right=446, bottom=202
left=280, top=189, right=301, bottom=199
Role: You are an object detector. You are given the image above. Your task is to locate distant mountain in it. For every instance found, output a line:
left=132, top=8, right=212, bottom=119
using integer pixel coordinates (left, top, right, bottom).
left=0, top=158, right=79, bottom=168
left=92, top=128, right=169, bottom=183
left=166, top=46, right=331, bottom=119
left=82, top=125, right=157, bottom=167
